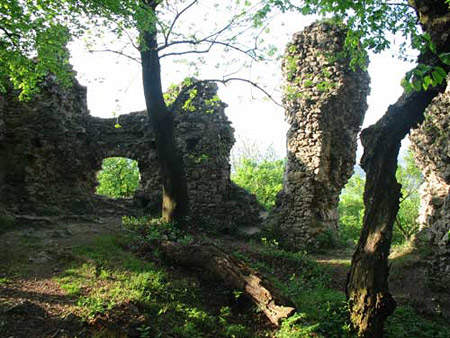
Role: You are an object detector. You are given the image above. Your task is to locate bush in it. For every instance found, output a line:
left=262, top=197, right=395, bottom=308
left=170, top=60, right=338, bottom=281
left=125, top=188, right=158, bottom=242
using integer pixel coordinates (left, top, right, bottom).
left=337, top=174, right=365, bottom=244
left=231, top=159, right=284, bottom=209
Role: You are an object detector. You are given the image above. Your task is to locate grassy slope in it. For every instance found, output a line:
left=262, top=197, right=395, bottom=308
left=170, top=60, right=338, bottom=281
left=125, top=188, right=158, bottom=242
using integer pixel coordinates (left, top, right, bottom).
left=1, top=219, right=449, bottom=338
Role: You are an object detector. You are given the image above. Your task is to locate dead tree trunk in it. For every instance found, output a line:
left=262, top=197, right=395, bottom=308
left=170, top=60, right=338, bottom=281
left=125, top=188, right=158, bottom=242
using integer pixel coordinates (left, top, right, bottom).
left=151, top=240, right=296, bottom=326
left=347, top=2, right=450, bottom=336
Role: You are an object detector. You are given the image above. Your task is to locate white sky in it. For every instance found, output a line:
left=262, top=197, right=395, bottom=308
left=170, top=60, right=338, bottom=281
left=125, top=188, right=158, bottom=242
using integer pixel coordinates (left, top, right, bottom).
left=68, top=8, right=416, bottom=161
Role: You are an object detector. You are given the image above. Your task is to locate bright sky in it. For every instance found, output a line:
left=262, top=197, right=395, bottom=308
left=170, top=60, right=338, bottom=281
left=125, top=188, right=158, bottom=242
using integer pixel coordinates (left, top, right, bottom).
left=68, top=7, right=415, bottom=161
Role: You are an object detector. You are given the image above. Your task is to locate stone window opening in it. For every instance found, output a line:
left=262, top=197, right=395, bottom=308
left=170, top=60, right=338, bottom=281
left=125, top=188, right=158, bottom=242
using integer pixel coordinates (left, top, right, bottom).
left=95, top=157, right=141, bottom=199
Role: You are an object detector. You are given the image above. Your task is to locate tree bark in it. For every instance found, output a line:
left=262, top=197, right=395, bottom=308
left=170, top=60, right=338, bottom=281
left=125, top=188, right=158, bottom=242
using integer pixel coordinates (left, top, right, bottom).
left=150, top=240, right=296, bottom=326
left=346, top=89, right=439, bottom=338
left=140, top=4, right=189, bottom=223
left=347, top=2, right=450, bottom=336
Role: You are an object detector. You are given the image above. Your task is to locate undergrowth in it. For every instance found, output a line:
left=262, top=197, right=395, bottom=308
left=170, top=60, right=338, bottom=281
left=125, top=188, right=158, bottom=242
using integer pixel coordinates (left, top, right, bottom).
left=55, top=234, right=263, bottom=337
left=49, top=217, right=450, bottom=338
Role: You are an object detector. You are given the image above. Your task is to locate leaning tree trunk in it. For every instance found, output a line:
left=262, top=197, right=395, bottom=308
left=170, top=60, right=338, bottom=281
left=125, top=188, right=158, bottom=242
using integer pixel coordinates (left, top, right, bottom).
left=140, top=6, right=189, bottom=223
left=347, top=2, right=450, bottom=336
left=346, top=89, right=439, bottom=338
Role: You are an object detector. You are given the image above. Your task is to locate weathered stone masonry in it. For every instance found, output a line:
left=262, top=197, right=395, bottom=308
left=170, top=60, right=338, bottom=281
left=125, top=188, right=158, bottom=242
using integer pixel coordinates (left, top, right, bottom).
left=0, top=77, right=99, bottom=215
left=269, top=22, right=370, bottom=249
left=410, top=75, right=450, bottom=290
left=0, top=77, right=261, bottom=230
left=171, top=82, right=261, bottom=230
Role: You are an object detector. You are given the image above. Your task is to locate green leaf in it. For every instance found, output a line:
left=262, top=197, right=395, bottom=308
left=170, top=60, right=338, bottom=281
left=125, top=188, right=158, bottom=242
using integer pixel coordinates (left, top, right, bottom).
left=439, top=52, right=450, bottom=65
left=422, top=75, right=433, bottom=90
left=412, top=79, right=422, bottom=91
left=432, top=67, right=447, bottom=84
left=429, top=41, right=437, bottom=54
left=435, top=66, right=447, bottom=78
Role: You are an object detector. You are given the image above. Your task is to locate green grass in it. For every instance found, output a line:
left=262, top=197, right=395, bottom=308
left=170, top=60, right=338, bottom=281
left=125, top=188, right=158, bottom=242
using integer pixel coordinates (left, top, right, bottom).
left=386, top=305, right=450, bottom=337
left=235, top=246, right=354, bottom=337
left=3, top=213, right=448, bottom=338
left=232, top=240, right=450, bottom=338
left=54, top=234, right=262, bottom=337
left=39, top=220, right=450, bottom=338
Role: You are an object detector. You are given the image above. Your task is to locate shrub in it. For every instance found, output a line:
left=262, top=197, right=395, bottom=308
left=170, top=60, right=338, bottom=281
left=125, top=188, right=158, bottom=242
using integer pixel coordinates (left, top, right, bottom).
left=231, top=159, right=284, bottom=209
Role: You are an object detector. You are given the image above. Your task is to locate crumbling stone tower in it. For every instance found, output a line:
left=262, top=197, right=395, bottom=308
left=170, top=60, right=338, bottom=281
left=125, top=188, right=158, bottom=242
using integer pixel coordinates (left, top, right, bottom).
left=269, top=22, right=370, bottom=249
left=170, top=82, right=262, bottom=230
left=410, top=75, right=450, bottom=290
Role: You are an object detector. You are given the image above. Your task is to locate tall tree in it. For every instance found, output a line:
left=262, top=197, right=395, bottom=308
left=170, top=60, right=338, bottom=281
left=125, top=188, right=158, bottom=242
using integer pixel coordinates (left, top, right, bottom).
left=346, top=2, right=449, bottom=337
left=139, top=0, right=189, bottom=223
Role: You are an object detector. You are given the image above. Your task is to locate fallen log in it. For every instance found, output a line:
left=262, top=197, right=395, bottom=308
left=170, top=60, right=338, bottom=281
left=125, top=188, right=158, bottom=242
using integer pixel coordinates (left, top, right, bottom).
left=149, top=240, right=296, bottom=326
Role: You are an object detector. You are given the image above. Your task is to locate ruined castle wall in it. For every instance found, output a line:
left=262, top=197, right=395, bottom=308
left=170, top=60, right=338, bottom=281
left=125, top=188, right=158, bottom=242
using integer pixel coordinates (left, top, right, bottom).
left=0, top=77, right=98, bottom=215
left=171, top=81, right=262, bottom=230
left=88, top=113, right=161, bottom=210
left=0, top=77, right=262, bottom=229
left=410, top=75, right=450, bottom=289
left=269, top=22, right=370, bottom=249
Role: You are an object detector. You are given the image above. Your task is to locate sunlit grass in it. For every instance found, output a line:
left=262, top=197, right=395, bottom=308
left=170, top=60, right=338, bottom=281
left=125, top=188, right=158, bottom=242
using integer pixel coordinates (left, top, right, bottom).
left=54, top=234, right=262, bottom=337
left=46, top=220, right=450, bottom=338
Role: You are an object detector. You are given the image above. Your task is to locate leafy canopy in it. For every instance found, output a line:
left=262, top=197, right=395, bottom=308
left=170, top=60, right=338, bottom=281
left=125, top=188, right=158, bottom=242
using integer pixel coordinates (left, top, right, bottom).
left=0, top=0, right=73, bottom=98
left=262, top=1, right=418, bottom=66
left=232, top=159, right=285, bottom=209
left=0, top=0, right=142, bottom=98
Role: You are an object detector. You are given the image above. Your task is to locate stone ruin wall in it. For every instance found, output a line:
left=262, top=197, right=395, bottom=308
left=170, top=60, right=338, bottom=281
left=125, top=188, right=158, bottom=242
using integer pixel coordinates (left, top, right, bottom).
left=0, top=77, right=261, bottom=230
left=269, top=22, right=370, bottom=249
left=171, top=83, right=261, bottom=230
left=0, top=23, right=373, bottom=241
left=410, top=75, right=450, bottom=290
left=0, top=77, right=98, bottom=215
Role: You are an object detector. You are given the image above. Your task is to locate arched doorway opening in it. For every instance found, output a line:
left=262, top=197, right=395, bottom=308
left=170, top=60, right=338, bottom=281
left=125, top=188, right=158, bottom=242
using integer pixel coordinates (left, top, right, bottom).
left=96, top=157, right=140, bottom=199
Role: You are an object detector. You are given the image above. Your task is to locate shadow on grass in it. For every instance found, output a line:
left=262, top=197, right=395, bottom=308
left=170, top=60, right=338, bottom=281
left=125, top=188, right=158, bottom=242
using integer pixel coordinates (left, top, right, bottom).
left=2, top=231, right=450, bottom=338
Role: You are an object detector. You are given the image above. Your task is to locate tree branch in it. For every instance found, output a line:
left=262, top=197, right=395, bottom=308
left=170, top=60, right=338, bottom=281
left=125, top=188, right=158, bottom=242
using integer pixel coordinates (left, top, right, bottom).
left=117, top=23, right=139, bottom=51
left=171, top=78, right=283, bottom=111
left=159, top=39, right=258, bottom=60
left=165, top=0, right=198, bottom=45
left=394, top=217, right=410, bottom=241
left=0, top=26, right=19, bottom=47
left=159, top=45, right=214, bottom=58
left=88, top=49, right=141, bottom=63
left=158, top=11, right=239, bottom=52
